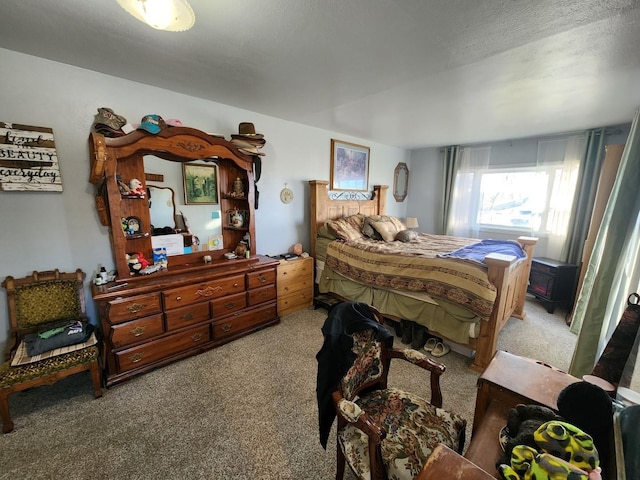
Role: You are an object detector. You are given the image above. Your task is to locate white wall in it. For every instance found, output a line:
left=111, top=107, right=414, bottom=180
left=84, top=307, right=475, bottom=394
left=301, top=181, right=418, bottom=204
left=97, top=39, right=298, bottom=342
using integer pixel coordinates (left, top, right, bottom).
left=0, top=48, right=409, bottom=353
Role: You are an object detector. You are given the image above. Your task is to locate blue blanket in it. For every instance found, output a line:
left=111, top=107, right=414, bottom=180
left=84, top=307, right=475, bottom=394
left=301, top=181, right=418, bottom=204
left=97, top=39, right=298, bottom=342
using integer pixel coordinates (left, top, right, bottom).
left=438, top=239, right=525, bottom=264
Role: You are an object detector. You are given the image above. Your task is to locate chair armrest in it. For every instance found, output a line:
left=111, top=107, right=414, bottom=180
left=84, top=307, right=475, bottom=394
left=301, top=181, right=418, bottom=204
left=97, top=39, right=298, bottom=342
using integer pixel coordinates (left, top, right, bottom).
left=332, top=393, right=387, bottom=443
left=387, top=348, right=445, bottom=408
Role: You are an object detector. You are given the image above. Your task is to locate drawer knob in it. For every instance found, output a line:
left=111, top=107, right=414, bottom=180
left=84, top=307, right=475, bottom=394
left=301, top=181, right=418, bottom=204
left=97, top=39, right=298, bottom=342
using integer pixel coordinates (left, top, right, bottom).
left=181, top=312, right=194, bottom=320
left=191, top=333, right=202, bottom=341
left=130, top=326, right=146, bottom=337
left=233, top=282, right=239, bottom=287
left=175, top=296, right=182, bottom=302
left=258, top=275, right=266, bottom=283
left=127, top=303, right=145, bottom=314
left=225, top=302, right=235, bottom=310
left=259, top=291, right=268, bottom=298
left=221, top=324, right=232, bottom=332
left=129, top=353, right=144, bottom=363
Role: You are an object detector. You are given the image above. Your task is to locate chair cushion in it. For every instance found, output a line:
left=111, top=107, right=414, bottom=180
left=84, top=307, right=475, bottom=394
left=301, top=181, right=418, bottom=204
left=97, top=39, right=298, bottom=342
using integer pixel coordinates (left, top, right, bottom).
left=14, top=280, right=82, bottom=329
left=338, top=387, right=466, bottom=480
left=0, top=344, right=99, bottom=389
left=11, top=332, right=98, bottom=367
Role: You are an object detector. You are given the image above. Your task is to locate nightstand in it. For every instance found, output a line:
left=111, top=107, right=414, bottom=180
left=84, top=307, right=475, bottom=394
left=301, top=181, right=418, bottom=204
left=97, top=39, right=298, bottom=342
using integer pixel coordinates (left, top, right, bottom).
left=277, top=256, right=314, bottom=316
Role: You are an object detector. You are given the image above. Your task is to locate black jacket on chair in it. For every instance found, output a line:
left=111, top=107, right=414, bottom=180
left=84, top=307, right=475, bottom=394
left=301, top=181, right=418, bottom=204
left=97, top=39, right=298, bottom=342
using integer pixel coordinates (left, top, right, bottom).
left=316, top=301, right=393, bottom=448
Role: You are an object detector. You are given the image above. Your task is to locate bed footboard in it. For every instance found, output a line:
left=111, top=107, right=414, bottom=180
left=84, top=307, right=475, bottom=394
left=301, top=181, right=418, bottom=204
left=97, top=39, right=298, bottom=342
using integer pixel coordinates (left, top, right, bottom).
left=471, top=236, right=537, bottom=371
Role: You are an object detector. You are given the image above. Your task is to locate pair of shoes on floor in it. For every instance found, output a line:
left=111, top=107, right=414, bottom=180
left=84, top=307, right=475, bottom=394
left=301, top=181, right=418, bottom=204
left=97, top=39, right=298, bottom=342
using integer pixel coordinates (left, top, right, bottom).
left=424, top=337, right=450, bottom=357
left=411, top=324, right=429, bottom=349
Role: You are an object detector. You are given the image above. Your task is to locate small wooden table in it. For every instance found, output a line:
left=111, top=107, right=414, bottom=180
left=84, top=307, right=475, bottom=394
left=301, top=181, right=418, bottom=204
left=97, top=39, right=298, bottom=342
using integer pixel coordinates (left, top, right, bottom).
left=464, top=350, right=580, bottom=476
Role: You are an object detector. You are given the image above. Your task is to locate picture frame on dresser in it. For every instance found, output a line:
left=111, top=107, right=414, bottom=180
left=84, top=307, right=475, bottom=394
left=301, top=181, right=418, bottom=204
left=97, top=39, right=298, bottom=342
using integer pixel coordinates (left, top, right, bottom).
left=183, top=163, right=218, bottom=205
left=330, top=139, right=369, bottom=191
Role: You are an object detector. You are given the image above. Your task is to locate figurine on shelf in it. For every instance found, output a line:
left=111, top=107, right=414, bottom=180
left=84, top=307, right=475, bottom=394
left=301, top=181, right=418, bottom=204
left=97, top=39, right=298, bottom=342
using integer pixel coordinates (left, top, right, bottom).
left=230, top=209, right=244, bottom=228
left=232, top=177, right=244, bottom=197
left=116, top=175, right=131, bottom=195
left=129, top=178, right=145, bottom=197
left=126, top=252, right=149, bottom=275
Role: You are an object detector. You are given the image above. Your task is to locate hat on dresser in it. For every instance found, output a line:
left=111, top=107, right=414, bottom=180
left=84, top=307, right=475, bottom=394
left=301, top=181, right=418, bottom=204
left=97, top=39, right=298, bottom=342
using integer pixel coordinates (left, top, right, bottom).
left=93, top=108, right=128, bottom=137
left=237, top=122, right=265, bottom=139
left=165, top=118, right=184, bottom=127
left=138, top=114, right=166, bottom=134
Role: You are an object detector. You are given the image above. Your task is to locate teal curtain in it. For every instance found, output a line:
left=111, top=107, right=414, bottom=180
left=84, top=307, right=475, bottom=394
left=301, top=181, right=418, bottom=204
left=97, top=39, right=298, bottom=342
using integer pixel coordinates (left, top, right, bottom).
left=440, top=146, right=459, bottom=235
left=569, top=108, right=640, bottom=378
left=562, top=129, right=606, bottom=265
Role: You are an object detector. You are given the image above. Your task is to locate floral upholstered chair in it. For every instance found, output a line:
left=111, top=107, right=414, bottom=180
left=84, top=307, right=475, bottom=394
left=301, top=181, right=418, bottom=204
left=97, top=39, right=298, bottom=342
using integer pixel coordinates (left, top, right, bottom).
left=332, top=306, right=466, bottom=480
left=0, top=269, right=102, bottom=433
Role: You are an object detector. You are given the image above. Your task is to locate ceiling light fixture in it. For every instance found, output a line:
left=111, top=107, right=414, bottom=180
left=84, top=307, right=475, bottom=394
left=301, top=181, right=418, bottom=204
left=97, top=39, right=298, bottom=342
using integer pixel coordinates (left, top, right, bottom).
left=116, top=0, right=195, bottom=32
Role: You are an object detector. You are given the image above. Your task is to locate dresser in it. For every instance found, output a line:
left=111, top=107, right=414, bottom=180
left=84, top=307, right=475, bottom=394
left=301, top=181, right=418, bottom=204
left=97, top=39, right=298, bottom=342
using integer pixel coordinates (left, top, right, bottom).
left=93, top=255, right=279, bottom=387
left=277, top=256, right=314, bottom=316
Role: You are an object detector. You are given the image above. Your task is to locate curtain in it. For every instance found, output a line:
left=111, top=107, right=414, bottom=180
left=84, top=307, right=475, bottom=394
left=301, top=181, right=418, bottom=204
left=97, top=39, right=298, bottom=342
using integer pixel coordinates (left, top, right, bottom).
left=534, top=136, right=585, bottom=260
left=446, top=146, right=491, bottom=238
left=562, top=129, right=606, bottom=265
left=441, top=146, right=459, bottom=235
left=569, top=107, right=640, bottom=378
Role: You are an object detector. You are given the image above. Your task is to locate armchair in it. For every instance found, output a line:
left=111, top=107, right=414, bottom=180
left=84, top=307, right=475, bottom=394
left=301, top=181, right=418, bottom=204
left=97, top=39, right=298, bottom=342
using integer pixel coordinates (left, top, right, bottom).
left=0, top=269, right=102, bottom=433
left=318, top=301, right=466, bottom=480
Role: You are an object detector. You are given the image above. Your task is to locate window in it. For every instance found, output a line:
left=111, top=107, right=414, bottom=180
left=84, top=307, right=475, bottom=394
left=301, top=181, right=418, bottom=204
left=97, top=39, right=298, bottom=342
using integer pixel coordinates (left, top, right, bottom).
left=477, top=163, right=579, bottom=235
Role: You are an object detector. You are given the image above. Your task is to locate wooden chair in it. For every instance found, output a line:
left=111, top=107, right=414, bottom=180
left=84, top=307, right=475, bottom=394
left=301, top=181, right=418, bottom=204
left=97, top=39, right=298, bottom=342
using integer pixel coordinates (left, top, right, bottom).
left=0, top=269, right=102, bottom=433
left=325, top=302, right=467, bottom=480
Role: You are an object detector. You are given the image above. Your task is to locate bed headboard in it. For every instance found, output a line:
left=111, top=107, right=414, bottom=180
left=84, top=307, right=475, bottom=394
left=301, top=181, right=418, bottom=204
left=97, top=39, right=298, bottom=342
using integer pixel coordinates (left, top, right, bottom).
left=309, top=180, right=388, bottom=258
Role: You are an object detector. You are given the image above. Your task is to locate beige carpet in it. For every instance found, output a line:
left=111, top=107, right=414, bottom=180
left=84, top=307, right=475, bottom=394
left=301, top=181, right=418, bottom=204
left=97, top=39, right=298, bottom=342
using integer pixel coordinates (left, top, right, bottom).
left=0, top=296, right=576, bottom=480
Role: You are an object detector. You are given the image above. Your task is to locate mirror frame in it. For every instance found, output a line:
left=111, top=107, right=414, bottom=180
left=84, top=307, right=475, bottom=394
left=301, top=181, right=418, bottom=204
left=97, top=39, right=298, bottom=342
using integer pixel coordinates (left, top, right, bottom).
left=393, top=162, right=409, bottom=202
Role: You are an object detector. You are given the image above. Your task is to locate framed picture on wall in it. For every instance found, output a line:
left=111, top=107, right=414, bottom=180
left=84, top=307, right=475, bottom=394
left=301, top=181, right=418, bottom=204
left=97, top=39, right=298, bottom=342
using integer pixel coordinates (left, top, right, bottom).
left=182, top=163, right=218, bottom=205
left=330, top=139, right=370, bottom=191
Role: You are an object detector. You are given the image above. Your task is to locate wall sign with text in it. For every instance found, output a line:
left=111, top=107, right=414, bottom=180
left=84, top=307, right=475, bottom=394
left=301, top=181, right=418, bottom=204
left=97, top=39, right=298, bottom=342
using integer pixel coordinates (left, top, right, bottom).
left=0, top=122, right=63, bottom=192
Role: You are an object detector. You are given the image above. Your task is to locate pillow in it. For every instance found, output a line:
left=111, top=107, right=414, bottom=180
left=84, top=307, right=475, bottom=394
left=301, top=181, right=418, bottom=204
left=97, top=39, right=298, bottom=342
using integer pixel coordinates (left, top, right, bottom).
left=366, top=215, right=405, bottom=231
left=326, top=214, right=366, bottom=242
left=362, top=217, right=383, bottom=241
left=396, top=229, right=418, bottom=242
left=366, top=215, right=405, bottom=242
left=317, top=224, right=337, bottom=240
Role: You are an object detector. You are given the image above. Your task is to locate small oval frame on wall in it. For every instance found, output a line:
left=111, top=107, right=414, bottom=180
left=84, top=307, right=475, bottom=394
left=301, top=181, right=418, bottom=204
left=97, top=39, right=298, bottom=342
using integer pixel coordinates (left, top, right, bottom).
left=393, top=162, right=409, bottom=202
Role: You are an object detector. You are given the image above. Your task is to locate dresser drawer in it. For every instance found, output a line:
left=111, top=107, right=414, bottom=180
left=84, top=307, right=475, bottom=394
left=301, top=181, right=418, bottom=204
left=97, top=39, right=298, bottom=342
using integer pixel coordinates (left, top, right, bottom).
left=248, top=284, right=276, bottom=306
left=163, top=274, right=245, bottom=310
left=211, top=292, right=246, bottom=317
left=107, top=293, right=162, bottom=324
left=277, top=273, right=313, bottom=296
left=246, top=269, right=276, bottom=289
left=110, top=314, right=164, bottom=348
left=115, top=325, right=210, bottom=372
left=165, top=302, right=210, bottom=331
left=278, top=289, right=313, bottom=317
left=213, top=303, right=277, bottom=340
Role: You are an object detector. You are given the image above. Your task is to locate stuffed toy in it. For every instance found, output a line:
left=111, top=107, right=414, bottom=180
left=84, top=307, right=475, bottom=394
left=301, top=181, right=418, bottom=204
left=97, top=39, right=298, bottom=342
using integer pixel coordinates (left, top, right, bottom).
left=498, top=420, right=602, bottom=480
left=129, top=178, right=145, bottom=196
left=499, top=404, right=564, bottom=466
left=126, top=252, right=149, bottom=275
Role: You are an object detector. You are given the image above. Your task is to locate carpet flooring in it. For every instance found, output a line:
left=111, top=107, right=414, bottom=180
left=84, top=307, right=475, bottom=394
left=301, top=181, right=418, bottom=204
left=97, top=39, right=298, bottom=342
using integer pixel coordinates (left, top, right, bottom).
left=0, top=296, right=576, bottom=480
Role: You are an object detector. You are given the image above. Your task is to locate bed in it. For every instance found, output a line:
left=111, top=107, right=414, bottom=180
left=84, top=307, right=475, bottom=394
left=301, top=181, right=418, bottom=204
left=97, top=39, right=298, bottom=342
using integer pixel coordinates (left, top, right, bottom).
left=309, top=180, right=538, bottom=371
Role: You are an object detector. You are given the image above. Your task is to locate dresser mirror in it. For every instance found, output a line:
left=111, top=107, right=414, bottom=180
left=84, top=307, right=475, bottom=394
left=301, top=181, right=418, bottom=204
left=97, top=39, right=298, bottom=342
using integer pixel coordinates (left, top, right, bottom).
left=148, top=186, right=177, bottom=232
left=90, top=128, right=256, bottom=279
left=144, top=155, right=223, bottom=243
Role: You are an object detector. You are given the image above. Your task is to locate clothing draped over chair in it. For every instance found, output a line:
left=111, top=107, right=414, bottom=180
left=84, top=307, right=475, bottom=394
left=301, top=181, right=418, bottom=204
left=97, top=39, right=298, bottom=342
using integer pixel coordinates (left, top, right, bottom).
left=316, top=301, right=393, bottom=449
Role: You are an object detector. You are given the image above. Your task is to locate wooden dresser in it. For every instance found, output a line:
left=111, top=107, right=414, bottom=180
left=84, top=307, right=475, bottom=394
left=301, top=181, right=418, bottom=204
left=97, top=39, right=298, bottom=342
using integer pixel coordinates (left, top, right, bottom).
left=277, top=256, right=314, bottom=316
left=93, top=255, right=279, bottom=387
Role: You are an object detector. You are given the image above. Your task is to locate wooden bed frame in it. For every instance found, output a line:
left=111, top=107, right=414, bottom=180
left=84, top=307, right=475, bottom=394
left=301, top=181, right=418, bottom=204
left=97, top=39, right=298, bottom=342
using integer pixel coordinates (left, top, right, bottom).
left=309, top=180, right=538, bottom=372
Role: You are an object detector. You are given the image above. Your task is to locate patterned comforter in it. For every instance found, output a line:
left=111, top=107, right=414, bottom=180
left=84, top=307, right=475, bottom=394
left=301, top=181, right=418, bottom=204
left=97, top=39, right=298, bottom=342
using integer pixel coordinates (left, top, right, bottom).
left=324, top=233, right=506, bottom=320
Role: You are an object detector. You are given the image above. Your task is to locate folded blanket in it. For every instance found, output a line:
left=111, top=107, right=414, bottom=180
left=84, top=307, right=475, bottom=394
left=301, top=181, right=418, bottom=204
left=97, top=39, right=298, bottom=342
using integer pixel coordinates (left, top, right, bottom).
left=25, top=321, right=94, bottom=356
left=438, top=239, right=525, bottom=264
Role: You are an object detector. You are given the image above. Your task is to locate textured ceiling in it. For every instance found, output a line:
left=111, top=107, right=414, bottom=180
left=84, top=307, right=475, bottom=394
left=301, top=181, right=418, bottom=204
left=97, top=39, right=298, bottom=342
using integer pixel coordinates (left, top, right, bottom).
left=1, top=0, right=639, bottom=148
